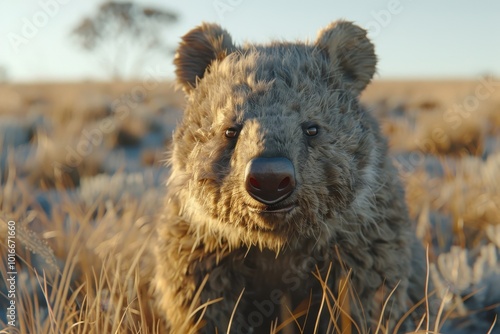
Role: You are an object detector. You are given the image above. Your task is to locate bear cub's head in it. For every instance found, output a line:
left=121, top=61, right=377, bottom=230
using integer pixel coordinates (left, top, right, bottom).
left=169, top=21, right=379, bottom=250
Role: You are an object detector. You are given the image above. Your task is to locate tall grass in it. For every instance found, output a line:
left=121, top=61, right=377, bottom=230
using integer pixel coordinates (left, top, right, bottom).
left=1, top=80, right=499, bottom=333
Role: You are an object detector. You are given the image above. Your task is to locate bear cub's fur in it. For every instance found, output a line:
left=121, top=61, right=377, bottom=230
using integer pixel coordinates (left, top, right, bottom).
left=154, top=20, right=431, bottom=333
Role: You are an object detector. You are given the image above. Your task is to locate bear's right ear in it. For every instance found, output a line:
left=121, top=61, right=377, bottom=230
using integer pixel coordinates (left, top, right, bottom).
left=174, top=23, right=236, bottom=93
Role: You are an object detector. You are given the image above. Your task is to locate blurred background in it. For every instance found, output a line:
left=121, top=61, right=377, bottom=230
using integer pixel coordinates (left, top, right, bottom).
left=1, top=0, right=500, bottom=82
left=1, top=1, right=500, bottom=333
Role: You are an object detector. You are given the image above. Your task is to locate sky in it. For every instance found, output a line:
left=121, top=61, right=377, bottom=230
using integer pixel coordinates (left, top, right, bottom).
left=1, top=0, right=499, bottom=82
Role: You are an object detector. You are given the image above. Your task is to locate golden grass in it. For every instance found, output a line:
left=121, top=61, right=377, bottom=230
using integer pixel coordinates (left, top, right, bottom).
left=0, top=170, right=165, bottom=333
left=1, top=79, right=500, bottom=333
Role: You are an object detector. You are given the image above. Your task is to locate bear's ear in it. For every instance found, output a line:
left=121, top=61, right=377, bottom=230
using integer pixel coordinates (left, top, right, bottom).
left=174, top=23, right=236, bottom=93
left=315, top=20, right=377, bottom=94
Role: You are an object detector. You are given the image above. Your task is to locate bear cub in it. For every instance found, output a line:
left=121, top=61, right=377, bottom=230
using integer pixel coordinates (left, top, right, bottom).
left=154, top=20, right=431, bottom=333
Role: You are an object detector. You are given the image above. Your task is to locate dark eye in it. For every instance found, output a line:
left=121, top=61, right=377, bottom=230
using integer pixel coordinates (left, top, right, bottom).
left=225, top=128, right=239, bottom=138
left=305, top=125, right=319, bottom=136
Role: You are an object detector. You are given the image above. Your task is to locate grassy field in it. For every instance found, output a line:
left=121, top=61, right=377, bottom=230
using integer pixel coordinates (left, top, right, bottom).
left=0, top=78, right=499, bottom=333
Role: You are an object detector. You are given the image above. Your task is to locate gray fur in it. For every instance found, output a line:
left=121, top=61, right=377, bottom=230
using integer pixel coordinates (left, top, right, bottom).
left=154, top=20, right=432, bottom=333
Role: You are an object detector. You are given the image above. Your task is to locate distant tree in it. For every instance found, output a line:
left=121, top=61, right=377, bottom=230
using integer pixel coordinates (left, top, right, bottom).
left=71, top=1, right=178, bottom=80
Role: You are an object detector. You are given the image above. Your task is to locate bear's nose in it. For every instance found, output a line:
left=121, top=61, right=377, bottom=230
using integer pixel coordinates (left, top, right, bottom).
left=244, top=157, right=296, bottom=205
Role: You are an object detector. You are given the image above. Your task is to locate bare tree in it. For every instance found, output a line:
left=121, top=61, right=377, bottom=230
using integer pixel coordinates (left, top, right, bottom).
left=71, top=1, right=178, bottom=80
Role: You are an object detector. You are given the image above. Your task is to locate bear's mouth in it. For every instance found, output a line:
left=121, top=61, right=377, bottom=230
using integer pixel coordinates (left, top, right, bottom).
left=247, top=202, right=297, bottom=214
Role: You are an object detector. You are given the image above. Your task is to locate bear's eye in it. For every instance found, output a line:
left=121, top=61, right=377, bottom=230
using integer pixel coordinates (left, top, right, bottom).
left=225, top=128, right=239, bottom=138
left=305, top=125, right=319, bottom=136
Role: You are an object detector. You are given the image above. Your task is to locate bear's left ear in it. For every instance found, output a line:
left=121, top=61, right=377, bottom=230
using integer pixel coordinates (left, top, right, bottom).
left=174, top=23, right=236, bottom=93
left=315, top=20, right=377, bottom=94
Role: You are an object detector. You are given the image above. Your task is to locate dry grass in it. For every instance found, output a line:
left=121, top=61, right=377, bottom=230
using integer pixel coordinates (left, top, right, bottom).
left=0, top=168, right=166, bottom=333
left=1, top=78, right=500, bottom=333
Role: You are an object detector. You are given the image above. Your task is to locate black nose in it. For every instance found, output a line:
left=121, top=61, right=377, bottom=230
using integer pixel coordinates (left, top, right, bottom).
left=244, top=157, right=296, bottom=205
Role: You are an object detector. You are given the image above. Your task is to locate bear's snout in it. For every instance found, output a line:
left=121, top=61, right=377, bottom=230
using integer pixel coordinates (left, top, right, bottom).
left=244, top=157, right=296, bottom=205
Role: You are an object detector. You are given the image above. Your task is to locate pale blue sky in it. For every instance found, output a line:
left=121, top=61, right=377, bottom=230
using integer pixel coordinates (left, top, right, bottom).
left=1, top=0, right=499, bottom=82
